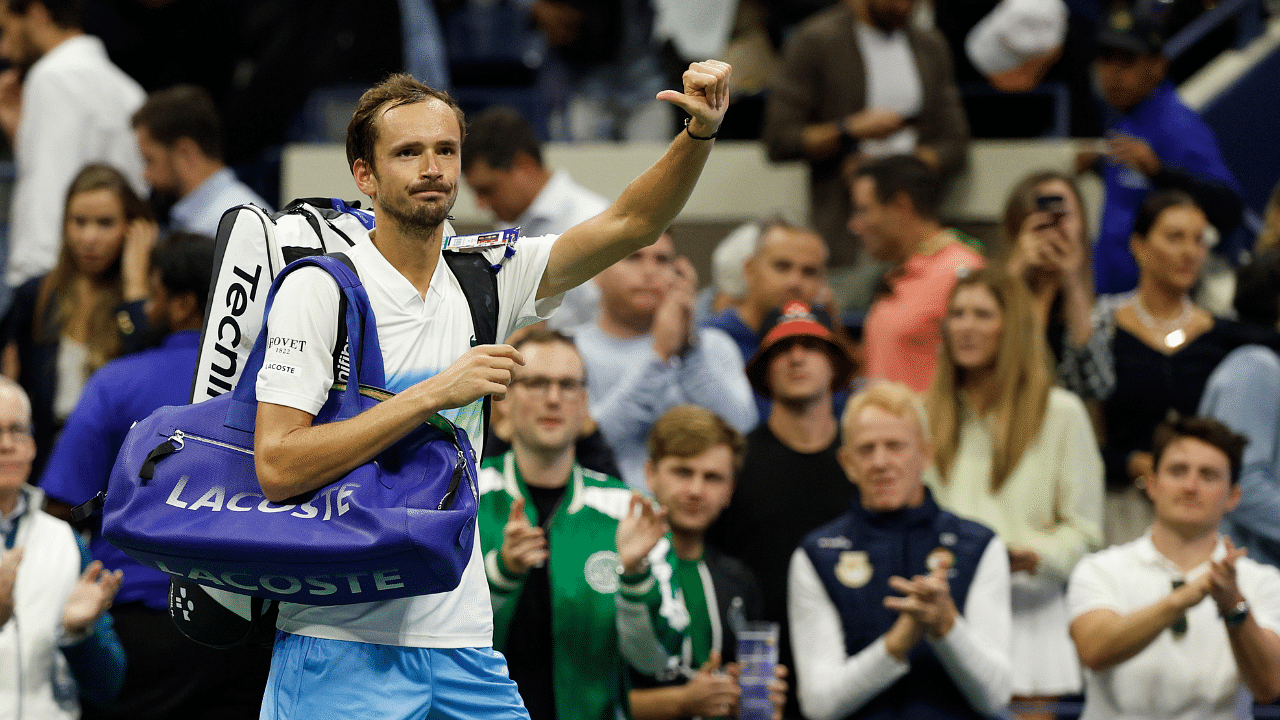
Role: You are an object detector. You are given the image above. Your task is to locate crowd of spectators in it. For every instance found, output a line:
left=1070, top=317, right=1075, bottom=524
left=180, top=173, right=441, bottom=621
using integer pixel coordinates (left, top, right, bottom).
left=2, top=0, right=1280, bottom=718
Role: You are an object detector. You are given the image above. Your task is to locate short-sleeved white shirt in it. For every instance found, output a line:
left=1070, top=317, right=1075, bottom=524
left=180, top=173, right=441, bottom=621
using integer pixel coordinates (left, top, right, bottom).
left=255, top=233, right=562, bottom=648
left=1067, top=532, right=1280, bottom=720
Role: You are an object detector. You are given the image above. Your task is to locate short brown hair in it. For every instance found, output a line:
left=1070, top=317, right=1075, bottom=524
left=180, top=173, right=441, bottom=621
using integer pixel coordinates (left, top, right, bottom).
left=345, top=74, right=466, bottom=175
left=647, top=405, right=745, bottom=471
left=133, top=84, right=224, bottom=160
left=1151, top=415, right=1247, bottom=484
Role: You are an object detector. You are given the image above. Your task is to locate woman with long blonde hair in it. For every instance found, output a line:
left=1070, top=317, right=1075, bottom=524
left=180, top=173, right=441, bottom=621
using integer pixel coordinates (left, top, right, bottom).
left=2, top=163, right=155, bottom=478
left=925, top=268, right=1103, bottom=719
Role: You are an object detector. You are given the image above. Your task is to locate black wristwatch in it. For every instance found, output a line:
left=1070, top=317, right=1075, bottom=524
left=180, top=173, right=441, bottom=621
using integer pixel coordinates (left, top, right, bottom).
left=1222, top=600, right=1250, bottom=627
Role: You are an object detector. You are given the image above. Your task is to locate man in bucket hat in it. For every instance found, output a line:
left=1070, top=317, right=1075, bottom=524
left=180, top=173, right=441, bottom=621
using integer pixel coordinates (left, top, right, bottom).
left=709, top=300, right=857, bottom=718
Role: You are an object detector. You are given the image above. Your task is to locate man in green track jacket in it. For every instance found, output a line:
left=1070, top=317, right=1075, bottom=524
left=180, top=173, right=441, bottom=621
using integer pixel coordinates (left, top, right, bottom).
left=478, top=328, right=682, bottom=720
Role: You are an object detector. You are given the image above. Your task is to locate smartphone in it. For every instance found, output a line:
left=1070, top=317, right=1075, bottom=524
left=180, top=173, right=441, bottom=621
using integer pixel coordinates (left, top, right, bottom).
left=1036, top=194, right=1067, bottom=225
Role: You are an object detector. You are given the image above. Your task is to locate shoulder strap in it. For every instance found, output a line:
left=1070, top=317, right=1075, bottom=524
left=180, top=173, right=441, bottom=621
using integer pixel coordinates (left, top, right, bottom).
left=442, top=252, right=499, bottom=346
left=224, top=254, right=383, bottom=432
left=442, top=251, right=499, bottom=434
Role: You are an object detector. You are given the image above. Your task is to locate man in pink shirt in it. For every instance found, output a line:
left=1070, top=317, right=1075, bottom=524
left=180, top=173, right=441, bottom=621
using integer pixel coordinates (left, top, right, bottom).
left=848, top=155, right=984, bottom=391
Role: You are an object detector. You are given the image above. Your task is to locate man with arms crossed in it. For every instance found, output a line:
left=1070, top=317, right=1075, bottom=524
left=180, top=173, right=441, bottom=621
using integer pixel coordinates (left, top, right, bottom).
left=1068, top=416, right=1280, bottom=719
left=251, top=60, right=732, bottom=719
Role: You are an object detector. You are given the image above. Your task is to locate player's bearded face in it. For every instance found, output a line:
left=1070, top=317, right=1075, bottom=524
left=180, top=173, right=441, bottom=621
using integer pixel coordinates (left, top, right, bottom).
left=378, top=172, right=458, bottom=230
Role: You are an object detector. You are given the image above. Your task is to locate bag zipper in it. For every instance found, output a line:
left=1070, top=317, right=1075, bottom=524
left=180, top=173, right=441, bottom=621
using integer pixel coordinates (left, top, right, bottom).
left=169, top=429, right=253, bottom=456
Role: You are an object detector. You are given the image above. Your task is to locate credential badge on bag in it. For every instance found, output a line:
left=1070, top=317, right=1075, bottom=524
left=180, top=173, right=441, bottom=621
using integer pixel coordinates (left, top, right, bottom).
left=442, top=227, right=519, bottom=252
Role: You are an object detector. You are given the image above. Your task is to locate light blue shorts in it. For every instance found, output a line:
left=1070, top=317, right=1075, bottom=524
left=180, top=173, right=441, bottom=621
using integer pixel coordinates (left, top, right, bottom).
left=260, top=631, right=530, bottom=720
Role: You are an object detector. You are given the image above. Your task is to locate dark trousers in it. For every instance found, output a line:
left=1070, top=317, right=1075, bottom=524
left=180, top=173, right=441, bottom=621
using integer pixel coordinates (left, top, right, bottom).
left=82, top=603, right=272, bottom=720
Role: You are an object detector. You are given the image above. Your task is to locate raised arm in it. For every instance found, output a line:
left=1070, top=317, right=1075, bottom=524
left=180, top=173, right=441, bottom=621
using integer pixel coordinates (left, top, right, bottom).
left=536, top=61, right=731, bottom=301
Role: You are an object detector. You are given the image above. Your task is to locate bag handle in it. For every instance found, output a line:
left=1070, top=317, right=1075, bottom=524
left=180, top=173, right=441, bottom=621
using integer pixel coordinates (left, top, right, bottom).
left=224, top=254, right=385, bottom=432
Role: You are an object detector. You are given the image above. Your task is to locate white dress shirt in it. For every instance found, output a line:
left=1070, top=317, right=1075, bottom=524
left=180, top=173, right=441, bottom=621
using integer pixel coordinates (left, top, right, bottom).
left=7, top=35, right=145, bottom=286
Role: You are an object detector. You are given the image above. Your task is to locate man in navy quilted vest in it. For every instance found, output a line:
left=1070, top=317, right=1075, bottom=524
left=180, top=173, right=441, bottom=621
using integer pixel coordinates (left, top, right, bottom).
left=788, top=381, right=1012, bottom=720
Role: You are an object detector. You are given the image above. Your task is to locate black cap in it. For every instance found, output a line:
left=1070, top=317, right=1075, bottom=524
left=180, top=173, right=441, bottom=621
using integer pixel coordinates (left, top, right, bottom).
left=1097, top=5, right=1164, bottom=56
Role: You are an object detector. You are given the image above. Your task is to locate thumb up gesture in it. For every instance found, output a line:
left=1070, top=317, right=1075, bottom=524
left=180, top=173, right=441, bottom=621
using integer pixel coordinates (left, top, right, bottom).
left=658, top=60, right=732, bottom=138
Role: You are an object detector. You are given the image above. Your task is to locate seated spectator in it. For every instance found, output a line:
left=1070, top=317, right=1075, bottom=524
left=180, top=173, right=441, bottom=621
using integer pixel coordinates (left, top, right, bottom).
left=850, top=155, right=985, bottom=392
left=693, top=221, right=759, bottom=326
left=0, top=376, right=125, bottom=719
left=1198, top=249, right=1280, bottom=567
left=576, top=231, right=757, bottom=490
left=789, top=381, right=1012, bottom=720
left=39, top=233, right=272, bottom=720
left=625, top=404, right=788, bottom=720
left=131, top=84, right=271, bottom=237
left=1, top=163, right=155, bottom=481
left=1068, top=416, right=1280, bottom=719
left=1078, top=4, right=1243, bottom=295
left=1000, top=170, right=1111, bottom=398
left=762, top=0, right=969, bottom=302
left=704, top=217, right=829, bottom=365
left=703, top=217, right=831, bottom=419
left=708, top=301, right=856, bottom=718
left=462, top=106, right=609, bottom=334
left=1061, top=190, right=1274, bottom=545
left=478, top=329, right=677, bottom=720
left=923, top=268, right=1103, bottom=717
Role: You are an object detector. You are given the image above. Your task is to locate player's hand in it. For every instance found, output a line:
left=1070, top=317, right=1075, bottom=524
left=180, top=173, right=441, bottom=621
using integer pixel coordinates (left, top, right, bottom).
left=423, top=344, right=524, bottom=409
left=659, top=60, right=731, bottom=138
left=616, top=493, right=668, bottom=574
left=62, top=561, right=122, bottom=637
left=651, top=257, right=697, bottom=361
left=679, top=651, right=741, bottom=718
left=844, top=109, right=906, bottom=140
left=501, top=496, right=549, bottom=575
left=1109, top=134, right=1162, bottom=177
left=0, top=547, right=22, bottom=627
left=122, top=218, right=159, bottom=301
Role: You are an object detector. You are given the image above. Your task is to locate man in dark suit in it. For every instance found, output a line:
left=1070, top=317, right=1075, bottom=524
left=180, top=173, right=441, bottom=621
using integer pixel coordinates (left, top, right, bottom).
left=763, top=0, right=970, bottom=311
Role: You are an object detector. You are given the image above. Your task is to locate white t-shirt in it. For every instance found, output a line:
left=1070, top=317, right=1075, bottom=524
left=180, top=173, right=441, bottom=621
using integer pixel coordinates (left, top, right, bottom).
left=1068, top=533, right=1280, bottom=720
left=854, top=23, right=923, bottom=159
left=255, top=233, right=563, bottom=648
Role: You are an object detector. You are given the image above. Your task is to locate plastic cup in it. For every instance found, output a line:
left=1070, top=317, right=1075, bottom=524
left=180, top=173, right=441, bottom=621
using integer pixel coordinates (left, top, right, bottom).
left=736, top=621, right=779, bottom=720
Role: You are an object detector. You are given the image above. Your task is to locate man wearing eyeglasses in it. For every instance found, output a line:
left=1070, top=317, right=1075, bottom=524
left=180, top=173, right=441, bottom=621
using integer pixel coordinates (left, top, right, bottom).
left=1068, top=416, right=1280, bottom=720
left=477, top=328, right=679, bottom=720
